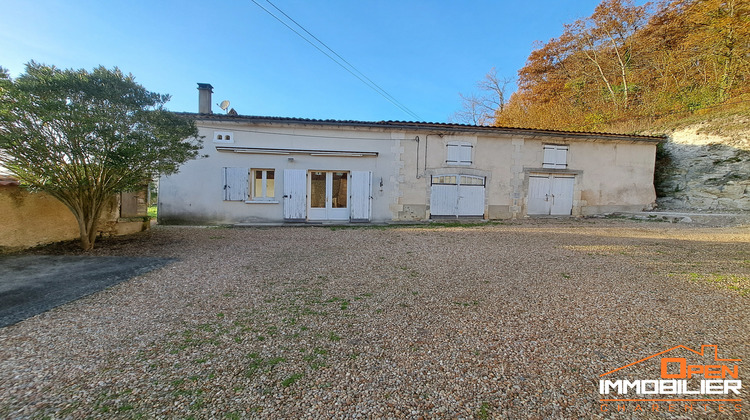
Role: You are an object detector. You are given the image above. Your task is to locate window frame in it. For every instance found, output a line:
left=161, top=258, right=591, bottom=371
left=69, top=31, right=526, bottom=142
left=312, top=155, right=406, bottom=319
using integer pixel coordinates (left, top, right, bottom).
left=250, top=168, right=276, bottom=201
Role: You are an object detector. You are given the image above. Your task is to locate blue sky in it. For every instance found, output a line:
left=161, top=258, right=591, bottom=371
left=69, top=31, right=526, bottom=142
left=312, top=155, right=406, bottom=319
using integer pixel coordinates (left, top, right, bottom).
left=1, top=0, right=605, bottom=123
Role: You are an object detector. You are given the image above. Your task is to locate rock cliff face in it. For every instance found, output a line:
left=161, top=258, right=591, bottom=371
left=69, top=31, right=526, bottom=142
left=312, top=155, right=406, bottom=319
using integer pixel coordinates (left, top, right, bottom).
left=656, top=123, right=750, bottom=211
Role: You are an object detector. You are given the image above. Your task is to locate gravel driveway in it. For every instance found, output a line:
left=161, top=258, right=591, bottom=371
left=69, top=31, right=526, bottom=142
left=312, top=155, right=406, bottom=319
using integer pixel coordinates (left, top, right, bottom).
left=0, top=220, right=748, bottom=419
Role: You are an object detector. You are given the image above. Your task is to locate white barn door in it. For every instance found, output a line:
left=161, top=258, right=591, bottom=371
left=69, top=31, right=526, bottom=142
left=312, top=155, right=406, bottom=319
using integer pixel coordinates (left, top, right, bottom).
left=527, top=175, right=574, bottom=215
left=457, top=176, right=485, bottom=216
left=527, top=175, right=551, bottom=215
left=283, top=169, right=307, bottom=220
left=430, top=175, right=484, bottom=217
left=350, top=171, right=372, bottom=222
left=430, top=186, right=458, bottom=216
left=550, top=176, right=575, bottom=215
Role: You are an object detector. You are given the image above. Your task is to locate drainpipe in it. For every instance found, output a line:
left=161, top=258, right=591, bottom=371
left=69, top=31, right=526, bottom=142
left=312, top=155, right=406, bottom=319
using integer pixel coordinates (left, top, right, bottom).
left=415, top=136, right=420, bottom=178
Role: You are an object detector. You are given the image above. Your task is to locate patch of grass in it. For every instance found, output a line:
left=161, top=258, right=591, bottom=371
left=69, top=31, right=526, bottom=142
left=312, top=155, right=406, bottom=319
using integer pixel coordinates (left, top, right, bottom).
left=476, top=402, right=492, bottom=419
left=281, top=373, right=304, bottom=387
left=189, top=398, right=205, bottom=410
left=309, top=360, right=327, bottom=370
left=245, top=354, right=286, bottom=376
left=117, top=404, right=134, bottom=412
left=325, top=296, right=350, bottom=310
left=328, top=332, right=342, bottom=342
left=147, top=205, right=157, bottom=219
left=267, top=356, right=286, bottom=368
left=685, top=272, right=750, bottom=296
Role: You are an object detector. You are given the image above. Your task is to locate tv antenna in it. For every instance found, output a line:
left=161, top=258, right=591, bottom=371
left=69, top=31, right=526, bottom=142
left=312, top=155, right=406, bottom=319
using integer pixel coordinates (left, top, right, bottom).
left=218, top=100, right=231, bottom=113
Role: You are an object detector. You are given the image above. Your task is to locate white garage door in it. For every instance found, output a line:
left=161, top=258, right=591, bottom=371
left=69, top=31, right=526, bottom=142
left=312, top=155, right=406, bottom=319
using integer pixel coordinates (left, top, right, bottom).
left=430, top=175, right=485, bottom=217
left=527, top=175, right=575, bottom=215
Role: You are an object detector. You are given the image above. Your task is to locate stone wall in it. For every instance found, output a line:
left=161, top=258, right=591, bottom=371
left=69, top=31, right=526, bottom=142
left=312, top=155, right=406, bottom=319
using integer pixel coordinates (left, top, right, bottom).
left=0, top=185, right=150, bottom=252
left=656, top=125, right=750, bottom=211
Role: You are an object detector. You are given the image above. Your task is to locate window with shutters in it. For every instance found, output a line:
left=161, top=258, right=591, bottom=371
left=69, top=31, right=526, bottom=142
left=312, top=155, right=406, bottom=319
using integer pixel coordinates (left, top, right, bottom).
left=251, top=169, right=275, bottom=200
left=446, top=142, right=472, bottom=166
left=223, top=167, right=248, bottom=201
left=542, top=144, right=568, bottom=169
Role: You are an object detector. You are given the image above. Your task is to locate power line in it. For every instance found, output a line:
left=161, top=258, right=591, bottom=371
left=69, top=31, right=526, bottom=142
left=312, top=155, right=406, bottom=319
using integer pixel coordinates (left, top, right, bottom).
left=263, top=0, right=418, bottom=119
left=249, top=0, right=422, bottom=121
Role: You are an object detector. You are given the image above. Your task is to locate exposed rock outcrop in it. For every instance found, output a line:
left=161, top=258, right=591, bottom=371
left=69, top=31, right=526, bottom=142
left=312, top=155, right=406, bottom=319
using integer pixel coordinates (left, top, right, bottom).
left=656, top=123, right=750, bottom=211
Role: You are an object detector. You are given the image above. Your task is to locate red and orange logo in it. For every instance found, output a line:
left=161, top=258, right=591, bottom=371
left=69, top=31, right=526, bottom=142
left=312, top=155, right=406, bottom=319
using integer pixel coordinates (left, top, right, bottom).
left=598, top=345, right=744, bottom=414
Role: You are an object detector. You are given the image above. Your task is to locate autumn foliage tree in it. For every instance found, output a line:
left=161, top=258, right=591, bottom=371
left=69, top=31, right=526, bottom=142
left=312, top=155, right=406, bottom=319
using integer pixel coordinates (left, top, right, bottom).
left=0, top=63, right=202, bottom=250
left=479, top=0, right=750, bottom=131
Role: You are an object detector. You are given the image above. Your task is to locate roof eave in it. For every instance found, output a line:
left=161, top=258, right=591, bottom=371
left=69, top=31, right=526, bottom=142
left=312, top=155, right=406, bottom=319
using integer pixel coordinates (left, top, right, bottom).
left=175, top=112, right=665, bottom=143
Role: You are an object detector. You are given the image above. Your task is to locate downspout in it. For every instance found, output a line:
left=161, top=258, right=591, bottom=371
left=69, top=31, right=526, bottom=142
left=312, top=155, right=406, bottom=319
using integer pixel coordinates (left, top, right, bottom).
left=424, top=134, right=429, bottom=178
left=415, top=136, right=420, bottom=179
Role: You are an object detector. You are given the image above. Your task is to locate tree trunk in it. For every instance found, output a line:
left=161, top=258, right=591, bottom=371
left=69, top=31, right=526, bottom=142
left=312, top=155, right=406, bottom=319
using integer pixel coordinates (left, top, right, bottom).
left=69, top=199, right=105, bottom=251
left=605, top=29, right=629, bottom=109
left=584, top=48, right=618, bottom=104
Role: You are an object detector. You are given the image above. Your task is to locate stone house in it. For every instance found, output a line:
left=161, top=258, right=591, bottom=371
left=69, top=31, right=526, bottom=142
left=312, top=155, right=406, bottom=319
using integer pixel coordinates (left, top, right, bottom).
left=158, top=84, right=662, bottom=225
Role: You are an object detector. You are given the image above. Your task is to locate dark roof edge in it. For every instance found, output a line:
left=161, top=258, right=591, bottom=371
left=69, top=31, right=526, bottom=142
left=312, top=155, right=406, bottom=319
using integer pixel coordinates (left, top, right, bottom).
left=175, top=112, right=665, bottom=142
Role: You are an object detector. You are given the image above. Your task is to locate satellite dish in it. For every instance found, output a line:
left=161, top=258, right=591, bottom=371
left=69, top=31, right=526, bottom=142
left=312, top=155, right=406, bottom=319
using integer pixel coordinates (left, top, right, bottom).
left=218, top=100, right=230, bottom=112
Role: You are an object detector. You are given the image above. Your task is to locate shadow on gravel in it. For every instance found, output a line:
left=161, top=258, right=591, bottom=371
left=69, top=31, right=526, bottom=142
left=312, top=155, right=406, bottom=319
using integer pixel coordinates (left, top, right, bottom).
left=0, top=255, right=176, bottom=328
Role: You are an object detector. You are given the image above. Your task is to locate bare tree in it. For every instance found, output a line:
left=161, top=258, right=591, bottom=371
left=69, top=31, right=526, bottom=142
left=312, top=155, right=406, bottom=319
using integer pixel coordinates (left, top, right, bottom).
left=452, top=68, right=514, bottom=126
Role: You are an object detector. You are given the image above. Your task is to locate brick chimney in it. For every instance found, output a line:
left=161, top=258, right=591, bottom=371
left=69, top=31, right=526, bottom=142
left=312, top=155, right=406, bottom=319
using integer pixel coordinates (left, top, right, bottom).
left=197, top=83, right=213, bottom=114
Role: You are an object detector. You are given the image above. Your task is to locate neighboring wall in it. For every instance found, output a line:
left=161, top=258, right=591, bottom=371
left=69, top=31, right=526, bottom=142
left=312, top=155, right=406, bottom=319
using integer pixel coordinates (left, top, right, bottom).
left=0, top=184, right=150, bottom=252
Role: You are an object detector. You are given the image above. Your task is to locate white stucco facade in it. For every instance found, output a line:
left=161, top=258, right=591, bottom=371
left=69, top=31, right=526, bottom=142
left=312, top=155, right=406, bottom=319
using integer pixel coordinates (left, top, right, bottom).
left=158, top=112, right=661, bottom=225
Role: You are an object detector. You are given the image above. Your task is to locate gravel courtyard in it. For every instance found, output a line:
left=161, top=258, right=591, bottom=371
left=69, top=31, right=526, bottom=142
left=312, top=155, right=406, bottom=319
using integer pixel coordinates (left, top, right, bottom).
left=1, top=219, right=748, bottom=419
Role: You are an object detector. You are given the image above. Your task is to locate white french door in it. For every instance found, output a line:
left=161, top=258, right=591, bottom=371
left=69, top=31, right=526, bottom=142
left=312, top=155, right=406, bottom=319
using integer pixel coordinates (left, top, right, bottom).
left=308, top=171, right=349, bottom=220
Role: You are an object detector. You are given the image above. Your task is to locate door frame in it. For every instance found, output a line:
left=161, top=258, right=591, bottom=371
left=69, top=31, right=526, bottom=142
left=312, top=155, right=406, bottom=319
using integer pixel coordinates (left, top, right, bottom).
left=429, top=174, right=486, bottom=217
left=307, top=170, right=350, bottom=221
left=525, top=172, right=577, bottom=216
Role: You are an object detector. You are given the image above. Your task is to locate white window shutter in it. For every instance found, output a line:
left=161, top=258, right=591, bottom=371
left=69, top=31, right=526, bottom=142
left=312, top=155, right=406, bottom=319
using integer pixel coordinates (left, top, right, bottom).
left=447, top=142, right=471, bottom=165
left=446, top=144, right=460, bottom=164
left=350, top=171, right=372, bottom=221
left=459, top=144, right=472, bottom=165
left=283, top=169, right=307, bottom=220
left=543, top=146, right=556, bottom=168
left=543, top=145, right=568, bottom=169
left=555, top=146, right=568, bottom=169
left=223, top=167, right=248, bottom=201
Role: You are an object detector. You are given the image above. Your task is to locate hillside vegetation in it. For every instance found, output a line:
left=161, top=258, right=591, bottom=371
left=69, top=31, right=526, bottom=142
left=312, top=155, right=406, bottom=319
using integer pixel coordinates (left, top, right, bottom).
left=457, top=0, right=749, bottom=212
left=486, top=0, right=748, bottom=134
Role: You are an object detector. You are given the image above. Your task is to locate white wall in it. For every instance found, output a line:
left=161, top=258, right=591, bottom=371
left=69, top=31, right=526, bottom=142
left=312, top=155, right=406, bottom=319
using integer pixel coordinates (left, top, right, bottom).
left=159, top=121, right=401, bottom=224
